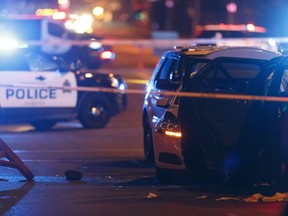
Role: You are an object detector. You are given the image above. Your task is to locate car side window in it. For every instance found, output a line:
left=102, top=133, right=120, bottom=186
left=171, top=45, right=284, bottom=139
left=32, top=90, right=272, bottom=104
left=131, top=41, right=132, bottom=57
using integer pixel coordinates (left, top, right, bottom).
left=155, top=57, right=180, bottom=90
left=280, top=69, right=288, bottom=94
left=48, top=23, right=67, bottom=38
left=26, top=54, right=59, bottom=71
left=200, top=60, right=262, bottom=94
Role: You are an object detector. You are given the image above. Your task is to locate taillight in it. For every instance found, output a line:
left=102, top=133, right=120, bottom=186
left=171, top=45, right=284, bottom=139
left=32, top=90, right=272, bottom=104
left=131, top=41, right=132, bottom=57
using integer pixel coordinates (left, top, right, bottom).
left=157, top=112, right=181, bottom=138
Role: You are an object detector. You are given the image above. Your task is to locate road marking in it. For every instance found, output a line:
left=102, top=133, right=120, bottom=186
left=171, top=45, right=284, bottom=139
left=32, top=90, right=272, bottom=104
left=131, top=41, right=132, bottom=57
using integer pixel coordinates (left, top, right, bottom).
left=14, top=149, right=143, bottom=153
left=3, top=83, right=288, bottom=103
left=125, top=79, right=148, bottom=85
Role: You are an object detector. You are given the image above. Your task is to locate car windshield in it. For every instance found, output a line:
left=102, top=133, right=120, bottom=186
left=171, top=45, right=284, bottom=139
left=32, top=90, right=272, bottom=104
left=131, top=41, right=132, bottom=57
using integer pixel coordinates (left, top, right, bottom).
left=0, top=52, right=60, bottom=72
left=0, top=52, right=30, bottom=71
left=0, top=19, right=41, bottom=41
left=26, top=53, right=59, bottom=71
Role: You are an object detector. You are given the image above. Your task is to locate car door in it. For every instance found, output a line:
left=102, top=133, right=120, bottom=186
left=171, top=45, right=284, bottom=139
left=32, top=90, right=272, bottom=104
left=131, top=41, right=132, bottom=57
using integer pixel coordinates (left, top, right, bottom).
left=180, top=57, right=269, bottom=170
left=260, top=59, right=288, bottom=167
left=0, top=53, right=77, bottom=109
left=147, top=54, right=181, bottom=129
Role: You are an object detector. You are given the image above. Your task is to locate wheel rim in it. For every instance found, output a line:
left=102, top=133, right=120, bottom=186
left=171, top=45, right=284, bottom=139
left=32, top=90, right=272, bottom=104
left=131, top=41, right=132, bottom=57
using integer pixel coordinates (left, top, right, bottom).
left=85, top=101, right=109, bottom=124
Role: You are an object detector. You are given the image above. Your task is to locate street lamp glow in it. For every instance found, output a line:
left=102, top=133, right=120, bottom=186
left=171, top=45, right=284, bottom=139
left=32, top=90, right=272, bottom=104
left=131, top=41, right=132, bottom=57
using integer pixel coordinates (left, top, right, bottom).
left=73, top=14, right=93, bottom=33
left=226, top=2, right=237, bottom=13
left=247, top=23, right=255, bottom=31
left=93, top=6, right=104, bottom=17
left=58, top=0, right=69, bottom=5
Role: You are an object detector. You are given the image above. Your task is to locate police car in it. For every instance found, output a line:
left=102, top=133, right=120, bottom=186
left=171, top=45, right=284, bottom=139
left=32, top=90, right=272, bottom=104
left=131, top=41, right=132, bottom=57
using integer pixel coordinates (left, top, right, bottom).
left=142, top=46, right=282, bottom=183
left=192, top=24, right=278, bottom=52
left=0, top=16, right=115, bottom=69
left=0, top=49, right=127, bottom=130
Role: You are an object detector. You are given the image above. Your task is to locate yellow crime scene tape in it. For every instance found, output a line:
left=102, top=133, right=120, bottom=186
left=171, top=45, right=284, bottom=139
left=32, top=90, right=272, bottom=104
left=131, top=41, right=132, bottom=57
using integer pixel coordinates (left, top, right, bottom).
left=125, top=79, right=149, bottom=85
left=2, top=83, right=288, bottom=103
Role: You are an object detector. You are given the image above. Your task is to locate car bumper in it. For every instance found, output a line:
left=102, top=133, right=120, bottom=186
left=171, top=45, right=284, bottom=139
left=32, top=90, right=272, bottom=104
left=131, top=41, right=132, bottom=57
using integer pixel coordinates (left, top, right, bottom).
left=153, top=131, right=186, bottom=170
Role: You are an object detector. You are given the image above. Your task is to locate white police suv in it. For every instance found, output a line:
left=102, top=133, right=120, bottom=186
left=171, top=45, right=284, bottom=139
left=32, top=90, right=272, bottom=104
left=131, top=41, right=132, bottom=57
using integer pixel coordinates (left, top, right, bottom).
left=0, top=49, right=127, bottom=130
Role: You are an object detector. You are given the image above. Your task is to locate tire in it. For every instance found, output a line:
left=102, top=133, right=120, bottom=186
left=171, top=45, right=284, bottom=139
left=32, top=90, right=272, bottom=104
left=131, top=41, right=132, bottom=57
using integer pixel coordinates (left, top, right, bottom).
left=78, top=94, right=111, bottom=129
left=267, top=110, right=288, bottom=189
left=143, top=116, right=154, bottom=162
left=31, top=120, right=57, bottom=131
left=156, top=167, right=175, bottom=184
left=221, top=170, right=249, bottom=188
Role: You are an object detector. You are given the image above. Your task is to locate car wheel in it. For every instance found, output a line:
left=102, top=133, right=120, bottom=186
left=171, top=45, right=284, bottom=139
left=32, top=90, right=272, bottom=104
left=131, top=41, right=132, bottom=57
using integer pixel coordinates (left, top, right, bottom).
left=78, top=94, right=111, bottom=129
left=156, top=167, right=175, bottom=184
left=271, top=147, right=288, bottom=189
left=221, top=170, right=249, bottom=188
left=269, top=111, right=288, bottom=189
left=143, top=116, right=155, bottom=162
left=31, top=120, right=57, bottom=131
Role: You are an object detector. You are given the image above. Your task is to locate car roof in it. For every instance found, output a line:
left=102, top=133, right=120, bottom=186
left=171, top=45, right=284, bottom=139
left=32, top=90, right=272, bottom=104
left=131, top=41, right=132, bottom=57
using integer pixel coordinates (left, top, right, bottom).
left=196, top=24, right=266, bottom=33
left=172, top=46, right=281, bottom=60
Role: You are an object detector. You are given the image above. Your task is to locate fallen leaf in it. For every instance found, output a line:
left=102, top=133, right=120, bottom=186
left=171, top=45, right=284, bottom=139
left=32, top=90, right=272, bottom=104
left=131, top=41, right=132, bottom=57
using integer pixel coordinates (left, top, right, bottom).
left=146, top=192, right=158, bottom=199
left=263, top=192, right=288, bottom=202
left=243, top=193, right=264, bottom=203
left=216, top=196, right=241, bottom=201
left=196, top=195, right=208, bottom=199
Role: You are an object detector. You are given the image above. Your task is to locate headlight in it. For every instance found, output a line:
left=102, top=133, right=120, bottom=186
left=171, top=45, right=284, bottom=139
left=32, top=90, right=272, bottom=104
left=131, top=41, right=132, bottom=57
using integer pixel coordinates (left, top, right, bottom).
left=119, top=83, right=126, bottom=90
left=0, top=36, right=28, bottom=50
left=157, top=112, right=182, bottom=138
left=109, top=74, right=119, bottom=88
left=100, top=51, right=115, bottom=60
left=89, top=41, right=102, bottom=50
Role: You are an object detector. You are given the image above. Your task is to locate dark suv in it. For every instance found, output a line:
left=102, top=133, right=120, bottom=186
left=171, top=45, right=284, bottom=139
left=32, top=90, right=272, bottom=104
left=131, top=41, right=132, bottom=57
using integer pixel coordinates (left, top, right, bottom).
left=142, top=46, right=284, bottom=184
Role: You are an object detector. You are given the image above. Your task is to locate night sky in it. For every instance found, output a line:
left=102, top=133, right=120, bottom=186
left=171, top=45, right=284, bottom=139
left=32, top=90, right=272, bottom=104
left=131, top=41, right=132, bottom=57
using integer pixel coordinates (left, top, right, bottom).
left=151, top=0, right=288, bottom=37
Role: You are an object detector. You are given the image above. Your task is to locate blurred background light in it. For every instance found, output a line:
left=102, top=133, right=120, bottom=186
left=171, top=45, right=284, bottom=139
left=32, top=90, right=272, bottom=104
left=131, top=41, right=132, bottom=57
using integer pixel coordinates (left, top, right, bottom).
left=93, top=6, right=104, bottom=17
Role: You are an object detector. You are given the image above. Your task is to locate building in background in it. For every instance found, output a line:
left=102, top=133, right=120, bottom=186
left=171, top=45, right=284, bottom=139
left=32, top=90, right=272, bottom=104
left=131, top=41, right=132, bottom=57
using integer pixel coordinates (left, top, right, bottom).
left=0, top=0, right=288, bottom=38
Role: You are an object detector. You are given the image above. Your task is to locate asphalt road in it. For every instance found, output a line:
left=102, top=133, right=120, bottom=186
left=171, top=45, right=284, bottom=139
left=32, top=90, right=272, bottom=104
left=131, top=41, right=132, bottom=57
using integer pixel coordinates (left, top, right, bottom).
left=1, top=68, right=288, bottom=216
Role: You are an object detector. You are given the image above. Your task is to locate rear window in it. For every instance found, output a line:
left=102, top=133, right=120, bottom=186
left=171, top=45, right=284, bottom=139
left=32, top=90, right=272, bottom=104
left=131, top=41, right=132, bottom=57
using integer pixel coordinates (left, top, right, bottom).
left=200, top=60, right=263, bottom=94
left=210, top=62, right=261, bottom=78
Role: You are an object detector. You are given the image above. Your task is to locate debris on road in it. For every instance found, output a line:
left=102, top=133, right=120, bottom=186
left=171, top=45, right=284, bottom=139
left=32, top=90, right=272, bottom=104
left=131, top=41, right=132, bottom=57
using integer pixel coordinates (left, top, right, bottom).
left=262, top=192, right=288, bottom=202
left=216, top=196, right=241, bottom=201
left=243, top=193, right=264, bottom=202
left=244, top=192, right=288, bottom=202
left=196, top=195, right=208, bottom=199
left=65, top=170, right=83, bottom=181
left=146, top=192, right=158, bottom=199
